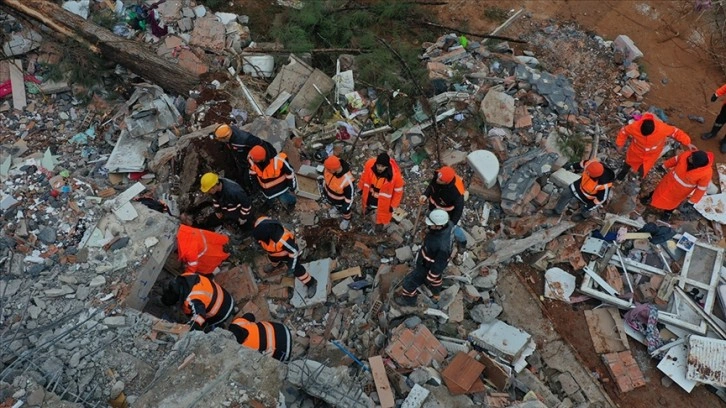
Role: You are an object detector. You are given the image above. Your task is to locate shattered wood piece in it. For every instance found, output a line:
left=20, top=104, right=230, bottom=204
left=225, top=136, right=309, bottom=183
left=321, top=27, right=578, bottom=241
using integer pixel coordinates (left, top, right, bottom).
left=470, top=221, right=576, bottom=277
left=655, top=274, right=677, bottom=306
left=483, top=9, right=524, bottom=44
left=177, top=353, right=196, bottom=371
left=330, top=266, right=362, bottom=282
left=264, top=90, right=292, bottom=116
left=152, top=320, right=190, bottom=336
left=477, top=352, right=511, bottom=391
left=9, top=60, right=26, bottom=110
left=369, top=356, right=395, bottom=408
left=98, top=187, right=117, bottom=198
left=623, top=232, right=652, bottom=240
left=149, top=124, right=220, bottom=172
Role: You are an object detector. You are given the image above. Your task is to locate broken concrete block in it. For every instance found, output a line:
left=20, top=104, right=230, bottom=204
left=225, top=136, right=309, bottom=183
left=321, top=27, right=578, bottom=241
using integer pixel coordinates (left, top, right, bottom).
left=469, top=320, right=532, bottom=364
left=440, top=149, right=467, bottom=166
left=62, top=0, right=90, bottom=19
left=480, top=88, right=515, bottom=127
left=613, top=35, right=643, bottom=62
left=287, top=359, right=373, bottom=407
left=296, top=175, right=321, bottom=200
left=543, top=267, right=576, bottom=302
left=470, top=302, right=503, bottom=324
left=291, top=258, right=332, bottom=308
left=472, top=268, right=498, bottom=289
left=550, top=168, right=580, bottom=188
left=438, top=284, right=460, bottom=310
left=103, top=316, right=126, bottom=327
left=467, top=150, right=499, bottom=188
left=401, top=384, right=430, bottom=408
left=332, top=277, right=354, bottom=299
left=395, top=246, right=413, bottom=262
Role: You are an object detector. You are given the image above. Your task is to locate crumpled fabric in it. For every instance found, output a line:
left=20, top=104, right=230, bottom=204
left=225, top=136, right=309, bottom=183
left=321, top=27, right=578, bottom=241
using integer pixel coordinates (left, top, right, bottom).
left=624, top=303, right=665, bottom=356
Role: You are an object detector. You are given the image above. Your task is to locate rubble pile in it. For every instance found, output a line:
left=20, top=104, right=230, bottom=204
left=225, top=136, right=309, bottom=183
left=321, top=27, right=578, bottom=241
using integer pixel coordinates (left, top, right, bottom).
left=1, top=3, right=726, bottom=408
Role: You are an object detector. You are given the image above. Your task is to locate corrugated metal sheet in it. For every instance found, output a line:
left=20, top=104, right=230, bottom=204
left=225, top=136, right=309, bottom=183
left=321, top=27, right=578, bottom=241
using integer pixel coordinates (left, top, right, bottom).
left=686, top=335, right=726, bottom=386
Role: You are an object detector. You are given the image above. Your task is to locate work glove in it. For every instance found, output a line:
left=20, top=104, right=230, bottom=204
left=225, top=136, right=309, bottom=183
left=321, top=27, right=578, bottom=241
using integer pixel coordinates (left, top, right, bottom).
left=712, top=93, right=719, bottom=103
left=418, top=195, right=427, bottom=205
left=563, top=162, right=576, bottom=171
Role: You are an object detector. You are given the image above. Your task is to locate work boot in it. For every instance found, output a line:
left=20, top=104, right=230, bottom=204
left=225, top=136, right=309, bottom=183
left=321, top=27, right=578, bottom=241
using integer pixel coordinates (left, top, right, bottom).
left=339, top=219, right=350, bottom=231
left=430, top=287, right=442, bottom=302
left=305, top=277, right=317, bottom=298
left=703, top=123, right=724, bottom=140
left=394, top=295, right=417, bottom=307
left=720, top=138, right=726, bottom=154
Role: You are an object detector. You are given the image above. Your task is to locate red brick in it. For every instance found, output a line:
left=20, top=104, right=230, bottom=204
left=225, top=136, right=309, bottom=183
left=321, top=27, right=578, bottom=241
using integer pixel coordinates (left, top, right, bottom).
left=397, top=329, right=416, bottom=348
left=608, top=362, right=625, bottom=377
left=627, top=366, right=642, bottom=379
left=416, top=349, right=433, bottom=366
left=412, top=330, right=430, bottom=351
left=386, top=342, right=409, bottom=366
left=404, top=345, right=421, bottom=363
left=616, top=377, right=633, bottom=392
left=631, top=377, right=646, bottom=388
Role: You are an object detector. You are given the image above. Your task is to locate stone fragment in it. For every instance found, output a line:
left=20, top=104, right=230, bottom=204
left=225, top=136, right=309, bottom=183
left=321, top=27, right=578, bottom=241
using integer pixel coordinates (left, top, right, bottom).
left=44, top=285, right=74, bottom=297
left=37, top=227, right=57, bottom=244
left=395, top=246, right=413, bottom=262
left=89, top=275, right=106, bottom=287
left=401, top=384, right=430, bottom=408
left=467, top=150, right=499, bottom=188
left=103, top=316, right=127, bottom=327
left=613, top=35, right=643, bottom=62
left=470, top=303, right=503, bottom=323
left=480, top=88, right=515, bottom=127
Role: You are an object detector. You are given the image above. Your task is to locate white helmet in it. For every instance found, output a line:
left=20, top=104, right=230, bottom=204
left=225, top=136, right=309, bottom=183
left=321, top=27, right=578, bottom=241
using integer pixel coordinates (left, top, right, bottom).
left=425, top=209, right=449, bottom=226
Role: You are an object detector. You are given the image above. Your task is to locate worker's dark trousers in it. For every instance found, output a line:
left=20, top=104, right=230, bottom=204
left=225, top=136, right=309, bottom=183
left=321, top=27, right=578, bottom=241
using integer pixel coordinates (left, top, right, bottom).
left=268, top=254, right=310, bottom=284
left=327, top=196, right=352, bottom=220
left=709, top=103, right=726, bottom=138
left=401, top=264, right=443, bottom=298
left=554, top=186, right=595, bottom=216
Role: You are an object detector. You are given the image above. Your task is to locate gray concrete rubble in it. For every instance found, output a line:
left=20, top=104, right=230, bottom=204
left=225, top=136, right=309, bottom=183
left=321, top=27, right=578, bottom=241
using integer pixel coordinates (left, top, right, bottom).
left=287, top=359, right=373, bottom=408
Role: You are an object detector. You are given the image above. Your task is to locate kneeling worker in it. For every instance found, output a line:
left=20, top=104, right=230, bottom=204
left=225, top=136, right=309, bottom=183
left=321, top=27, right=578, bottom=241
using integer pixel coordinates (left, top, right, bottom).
left=177, top=214, right=230, bottom=277
left=396, top=209, right=453, bottom=307
left=199, top=172, right=253, bottom=228
left=550, top=159, right=614, bottom=220
left=253, top=216, right=317, bottom=298
left=646, top=150, right=712, bottom=221
left=228, top=312, right=293, bottom=361
left=161, top=273, right=235, bottom=332
left=323, top=155, right=355, bottom=230
left=248, top=146, right=298, bottom=210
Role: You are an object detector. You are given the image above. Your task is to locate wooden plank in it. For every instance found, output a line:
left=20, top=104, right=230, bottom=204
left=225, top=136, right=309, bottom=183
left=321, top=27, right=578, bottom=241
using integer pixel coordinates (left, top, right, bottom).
left=9, top=60, right=26, bottom=110
left=330, top=266, right=362, bottom=282
left=623, top=232, right=652, bottom=240
left=369, top=356, right=395, bottom=408
left=264, top=90, right=292, bottom=116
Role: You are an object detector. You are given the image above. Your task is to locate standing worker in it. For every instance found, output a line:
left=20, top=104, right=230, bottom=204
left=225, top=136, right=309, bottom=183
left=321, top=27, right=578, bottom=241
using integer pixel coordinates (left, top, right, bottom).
left=252, top=216, right=317, bottom=298
left=227, top=312, right=293, bottom=362
left=176, top=214, right=230, bottom=277
left=419, top=166, right=467, bottom=247
left=701, top=84, right=726, bottom=153
left=161, top=273, right=235, bottom=332
left=359, top=153, right=404, bottom=227
left=248, top=146, right=298, bottom=210
left=615, top=112, right=696, bottom=180
left=549, top=159, right=615, bottom=220
left=396, top=209, right=453, bottom=307
left=644, top=150, right=713, bottom=221
left=211, top=124, right=277, bottom=191
left=199, top=172, right=253, bottom=228
left=322, top=155, right=355, bottom=231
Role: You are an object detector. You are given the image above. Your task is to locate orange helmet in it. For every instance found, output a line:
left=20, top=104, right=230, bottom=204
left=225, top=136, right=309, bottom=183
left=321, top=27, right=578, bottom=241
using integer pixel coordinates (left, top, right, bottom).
left=249, top=145, right=267, bottom=162
left=324, top=156, right=341, bottom=171
left=586, top=162, right=604, bottom=177
left=214, top=124, right=232, bottom=139
left=437, top=166, right=456, bottom=183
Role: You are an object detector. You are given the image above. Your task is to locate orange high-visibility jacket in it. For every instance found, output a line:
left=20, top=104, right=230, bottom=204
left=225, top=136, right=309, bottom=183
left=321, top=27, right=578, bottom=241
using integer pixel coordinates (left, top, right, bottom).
left=651, top=151, right=713, bottom=211
left=228, top=315, right=292, bottom=361
left=180, top=273, right=234, bottom=329
left=177, top=224, right=229, bottom=276
left=248, top=153, right=297, bottom=199
left=359, top=157, right=404, bottom=224
left=615, top=112, right=692, bottom=177
left=715, top=83, right=726, bottom=104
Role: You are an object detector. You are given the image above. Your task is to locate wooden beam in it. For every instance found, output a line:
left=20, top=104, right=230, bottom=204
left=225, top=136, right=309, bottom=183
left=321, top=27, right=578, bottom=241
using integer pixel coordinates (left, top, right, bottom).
left=331, top=266, right=362, bottom=282
left=368, top=356, right=395, bottom=408
left=8, top=60, right=26, bottom=110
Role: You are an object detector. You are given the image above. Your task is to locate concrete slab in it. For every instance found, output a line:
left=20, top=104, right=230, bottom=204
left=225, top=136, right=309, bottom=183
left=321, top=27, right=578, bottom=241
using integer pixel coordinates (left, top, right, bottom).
left=657, top=343, right=697, bottom=393
left=469, top=320, right=532, bottom=363
left=291, top=258, right=332, bottom=308
left=480, top=88, right=514, bottom=127
left=467, top=150, right=499, bottom=188
left=402, top=384, right=430, bottom=408
left=550, top=168, right=580, bottom=188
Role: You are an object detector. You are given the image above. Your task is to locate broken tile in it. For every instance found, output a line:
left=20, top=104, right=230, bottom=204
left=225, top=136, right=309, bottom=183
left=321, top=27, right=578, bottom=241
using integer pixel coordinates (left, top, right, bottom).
left=441, top=352, right=486, bottom=395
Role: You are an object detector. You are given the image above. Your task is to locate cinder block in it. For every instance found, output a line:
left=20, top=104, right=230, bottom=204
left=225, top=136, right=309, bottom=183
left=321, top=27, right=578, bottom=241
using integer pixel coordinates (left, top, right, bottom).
left=291, top=258, right=332, bottom=308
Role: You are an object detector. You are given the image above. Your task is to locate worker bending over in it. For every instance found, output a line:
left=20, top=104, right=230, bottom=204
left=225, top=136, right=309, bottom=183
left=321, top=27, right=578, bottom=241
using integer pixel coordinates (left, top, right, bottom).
left=227, top=313, right=293, bottom=361
left=419, top=166, right=467, bottom=247
left=644, top=150, right=713, bottom=221
left=550, top=159, right=614, bottom=220
left=211, top=124, right=277, bottom=192
left=615, top=112, right=695, bottom=180
left=176, top=215, right=230, bottom=277
left=248, top=146, right=297, bottom=210
left=359, top=153, right=404, bottom=227
left=199, top=173, right=253, bottom=228
left=396, top=209, right=453, bottom=307
left=161, top=273, right=235, bottom=332
left=253, top=216, right=317, bottom=298
left=323, top=155, right=355, bottom=231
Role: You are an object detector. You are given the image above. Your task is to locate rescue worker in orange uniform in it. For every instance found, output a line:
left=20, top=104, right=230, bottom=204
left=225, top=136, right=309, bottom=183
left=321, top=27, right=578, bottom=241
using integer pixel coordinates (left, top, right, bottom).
left=322, top=155, right=355, bottom=231
left=161, top=273, right=235, bottom=332
left=550, top=159, right=614, bottom=220
left=701, top=84, right=726, bottom=153
left=227, top=312, right=293, bottom=361
left=176, top=215, right=230, bottom=277
left=248, top=146, right=297, bottom=210
left=253, top=216, right=317, bottom=298
left=211, top=124, right=277, bottom=192
left=359, top=153, right=404, bottom=226
left=644, top=150, right=713, bottom=221
left=419, top=166, right=467, bottom=247
left=615, top=112, right=696, bottom=180
left=199, top=173, right=253, bottom=228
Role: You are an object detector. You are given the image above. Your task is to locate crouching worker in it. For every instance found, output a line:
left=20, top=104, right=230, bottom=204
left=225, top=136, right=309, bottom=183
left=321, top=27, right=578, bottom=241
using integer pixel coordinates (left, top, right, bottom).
left=549, top=159, right=614, bottom=220
left=253, top=216, right=317, bottom=298
left=161, top=273, right=235, bottom=332
left=645, top=150, right=713, bottom=221
left=323, top=155, right=355, bottom=230
left=177, top=213, right=230, bottom=277
left=228, top=313, right=293, bottom=362
left=396, top=209, right=453, bottom=307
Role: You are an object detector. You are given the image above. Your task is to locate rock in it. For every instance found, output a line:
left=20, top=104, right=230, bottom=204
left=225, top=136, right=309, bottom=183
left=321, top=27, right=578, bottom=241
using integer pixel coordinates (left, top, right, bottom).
left=44, top=285, right=74, bottom=297
left=688, top=115, right=705, bottom=124
left=69, top=351, right=81, bottom=368
left=62, top=0, right=90, bottom=19
left=193, top=5, right=207, bottom=18
left=470, top=303, right=503, bottom=323
left=440, top=149, right=467, bottom=166
left=189, top=16, right=226, bottom=51
left=332, top=277, right=354, bottom=298
left=103, top=316, right=126, bottom=327
left=89, top=275, right=106, bottom=287
left=472, top=269, right=498, bottom=289
left=404, top=316, right=422, bottom=329
left=613, top=35, right=643, bottom=62
left=467, top=150, right=500, bottom=188
left=37, top=227, right=57, bottom=244
left=110, top=380, right=125, bottom=399
left=215, top=12, right=238, bottom=25
left=395, top=246, right=413, bottom=262
left=408, top=368, right=432, bottom=385
left=177, top=49, right=208, bottom=75
left=108, top=237, right=130, bottom=251
left=26, top=388, right=45, bottom=406
left=480, top=88, right=515, bottom=127
left=28, top=305, right=41, bottom=320
left=178, top=17, right=194, bottom=32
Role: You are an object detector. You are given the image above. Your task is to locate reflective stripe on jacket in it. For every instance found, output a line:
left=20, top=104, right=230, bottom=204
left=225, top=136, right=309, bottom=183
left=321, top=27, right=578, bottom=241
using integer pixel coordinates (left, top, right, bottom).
left=359, top=157, right=404, bottom=224
left=177, top=224, right=229, bottom=275
left=249, top=153, right=297, bottom=198
left=324, top=170, right=355, bottom=212
left=651, top=150, right=713, bottom=211
left=181, top=274, right=234, bottom=328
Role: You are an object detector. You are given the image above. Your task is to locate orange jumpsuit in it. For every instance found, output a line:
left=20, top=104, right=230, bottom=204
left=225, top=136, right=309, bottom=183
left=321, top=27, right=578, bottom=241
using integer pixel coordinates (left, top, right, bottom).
left=359, top=157, right=404, bottom=224
left=651, top=151, right=713, bottom=211
left=616, top=112, right=692, bottom=177
left=176, top=224, right=230, bottom=276
left=715, top=83, right=726, bottom=102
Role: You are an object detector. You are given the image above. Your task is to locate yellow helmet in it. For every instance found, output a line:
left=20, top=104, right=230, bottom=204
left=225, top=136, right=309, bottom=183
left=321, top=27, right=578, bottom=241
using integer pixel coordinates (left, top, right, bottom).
left=200, top=172, right=219, bottom=193
left=214, top=124, right=232, bottom=139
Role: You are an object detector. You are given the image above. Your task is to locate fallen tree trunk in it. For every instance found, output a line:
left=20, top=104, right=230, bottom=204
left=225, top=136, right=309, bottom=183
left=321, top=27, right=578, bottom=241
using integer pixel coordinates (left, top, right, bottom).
left=2, top=0, right=200, bottom=95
